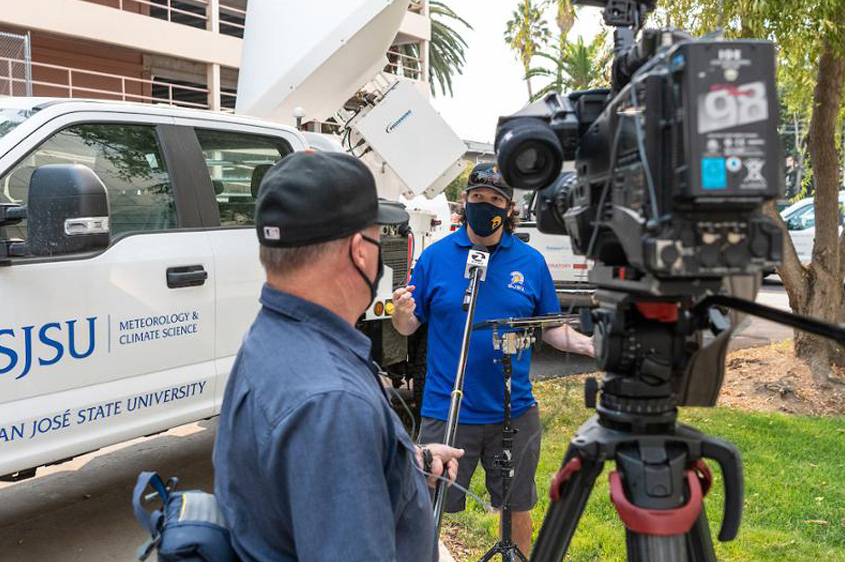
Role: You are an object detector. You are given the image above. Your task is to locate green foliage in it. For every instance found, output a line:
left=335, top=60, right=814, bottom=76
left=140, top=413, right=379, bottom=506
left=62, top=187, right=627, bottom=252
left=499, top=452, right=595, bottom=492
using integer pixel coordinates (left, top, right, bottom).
left=651, top=0, right=845, bottom=119
left=445, top=377, right=845, bottom=561
left=527, top=33, right=611, bottom=101
left=429, top=1, right=473, bottom=97
left=551, top=0, right=576, bottom=37
left=445, top=163, right=472, bottom=202
left=505, top=0, right=552, bottom=99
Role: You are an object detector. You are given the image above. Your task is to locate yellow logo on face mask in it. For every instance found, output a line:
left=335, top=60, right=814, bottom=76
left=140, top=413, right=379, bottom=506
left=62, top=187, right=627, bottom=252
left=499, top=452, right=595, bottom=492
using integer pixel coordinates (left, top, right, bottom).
left=492, top=216, right=503, bottom=229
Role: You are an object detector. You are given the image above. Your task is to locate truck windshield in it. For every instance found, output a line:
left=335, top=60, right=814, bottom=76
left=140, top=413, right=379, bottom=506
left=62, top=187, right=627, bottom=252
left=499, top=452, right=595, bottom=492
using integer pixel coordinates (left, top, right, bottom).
left=0, top=109, right=34, bottom=140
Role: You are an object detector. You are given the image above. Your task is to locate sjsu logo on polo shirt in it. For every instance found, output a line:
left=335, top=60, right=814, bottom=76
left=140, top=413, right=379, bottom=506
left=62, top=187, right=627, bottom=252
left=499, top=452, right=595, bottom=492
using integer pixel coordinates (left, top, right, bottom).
left=508, top=271, right=525, bottom=292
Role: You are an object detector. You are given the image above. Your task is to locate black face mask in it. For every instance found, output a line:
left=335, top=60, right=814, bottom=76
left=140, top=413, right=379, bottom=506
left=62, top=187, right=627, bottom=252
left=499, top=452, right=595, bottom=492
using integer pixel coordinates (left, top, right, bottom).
left=465, top=201, right=509, bottom=237
left=350, top=234, right=384, bottom=309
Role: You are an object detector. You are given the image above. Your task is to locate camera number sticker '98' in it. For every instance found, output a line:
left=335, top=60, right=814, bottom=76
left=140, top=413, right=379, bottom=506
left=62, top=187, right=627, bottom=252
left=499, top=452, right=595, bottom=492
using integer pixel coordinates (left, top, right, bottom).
left=697, top=82, right=768, bottom=134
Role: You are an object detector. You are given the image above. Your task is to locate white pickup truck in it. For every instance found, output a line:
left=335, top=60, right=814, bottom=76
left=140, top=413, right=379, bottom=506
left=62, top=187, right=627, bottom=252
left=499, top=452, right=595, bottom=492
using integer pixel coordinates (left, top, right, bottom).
left=0, top=98, right=427, bottom=481
left=513, top=188, right=594, bottom=310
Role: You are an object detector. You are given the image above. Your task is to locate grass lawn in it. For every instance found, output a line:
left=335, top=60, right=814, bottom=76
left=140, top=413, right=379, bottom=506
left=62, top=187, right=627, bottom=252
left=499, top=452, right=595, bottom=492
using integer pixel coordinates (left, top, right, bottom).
left=443, top=377, right=845, bottom=561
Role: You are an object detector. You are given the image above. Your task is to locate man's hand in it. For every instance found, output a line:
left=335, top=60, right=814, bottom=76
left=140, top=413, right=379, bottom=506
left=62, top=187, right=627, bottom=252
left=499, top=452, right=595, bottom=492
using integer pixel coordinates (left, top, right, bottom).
left=415, top=444, right=464, bottom=489
left=391, top=285, right=421, bottom=336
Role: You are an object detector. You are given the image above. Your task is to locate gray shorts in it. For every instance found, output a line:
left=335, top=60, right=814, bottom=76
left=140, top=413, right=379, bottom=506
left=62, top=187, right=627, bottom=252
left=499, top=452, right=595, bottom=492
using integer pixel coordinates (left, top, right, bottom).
left=418, top=406, right=542, bottom=513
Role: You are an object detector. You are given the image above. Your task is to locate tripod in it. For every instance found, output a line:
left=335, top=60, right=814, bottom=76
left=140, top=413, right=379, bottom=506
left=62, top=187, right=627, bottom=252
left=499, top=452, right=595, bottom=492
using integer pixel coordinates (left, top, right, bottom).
left=470, top=315, right=581, bottom=561
left=529, top=289, right=744, bottom=562
left=479, top=330, right=534, bottom=562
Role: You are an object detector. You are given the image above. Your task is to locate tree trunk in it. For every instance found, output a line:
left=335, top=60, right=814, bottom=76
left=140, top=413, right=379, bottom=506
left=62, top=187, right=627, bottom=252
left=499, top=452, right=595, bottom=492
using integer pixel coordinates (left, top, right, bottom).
left=789, top=41, right=845, bottom=384
left=793, top=114, right=805, bottom=196
left=525, top=66, right=533, bottom=101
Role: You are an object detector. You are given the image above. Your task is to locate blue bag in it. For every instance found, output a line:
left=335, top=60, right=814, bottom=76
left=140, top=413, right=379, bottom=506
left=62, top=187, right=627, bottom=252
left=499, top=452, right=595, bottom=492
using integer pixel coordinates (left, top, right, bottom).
left=132, top=471, right=239, bottom=562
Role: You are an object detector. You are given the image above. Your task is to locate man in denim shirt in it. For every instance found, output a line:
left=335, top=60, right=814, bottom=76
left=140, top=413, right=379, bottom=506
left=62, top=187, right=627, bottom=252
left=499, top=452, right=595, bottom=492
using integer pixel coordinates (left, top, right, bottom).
left=214, top=152, right=464, bottom=561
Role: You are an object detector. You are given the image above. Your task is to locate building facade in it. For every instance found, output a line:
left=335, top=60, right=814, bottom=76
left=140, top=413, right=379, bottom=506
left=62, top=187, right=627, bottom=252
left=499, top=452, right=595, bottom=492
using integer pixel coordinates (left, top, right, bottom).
left=0, top=0, right=430, bottom=112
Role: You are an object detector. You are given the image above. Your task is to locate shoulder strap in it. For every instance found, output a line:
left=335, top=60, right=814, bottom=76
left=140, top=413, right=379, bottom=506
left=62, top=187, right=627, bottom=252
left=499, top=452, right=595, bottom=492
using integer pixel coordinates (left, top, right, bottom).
left=132, top=472, right=179, bottom=533
left=133, top=472, right=182, bottom=561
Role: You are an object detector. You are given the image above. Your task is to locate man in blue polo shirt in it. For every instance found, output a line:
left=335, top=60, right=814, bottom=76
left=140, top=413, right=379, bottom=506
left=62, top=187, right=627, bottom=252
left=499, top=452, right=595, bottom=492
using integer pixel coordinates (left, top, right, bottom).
left=392, top=162, right=594, bottom=555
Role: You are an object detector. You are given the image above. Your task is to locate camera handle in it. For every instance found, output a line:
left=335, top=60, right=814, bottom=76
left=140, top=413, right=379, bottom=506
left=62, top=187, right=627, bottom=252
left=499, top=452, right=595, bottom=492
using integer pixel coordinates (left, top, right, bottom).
left=694, top=294, right=845, bottom=346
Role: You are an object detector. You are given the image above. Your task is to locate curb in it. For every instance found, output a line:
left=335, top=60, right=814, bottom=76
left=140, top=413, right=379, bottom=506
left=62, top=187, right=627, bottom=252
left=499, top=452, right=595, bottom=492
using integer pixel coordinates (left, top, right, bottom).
left=439, top=540, right=457, bottom=562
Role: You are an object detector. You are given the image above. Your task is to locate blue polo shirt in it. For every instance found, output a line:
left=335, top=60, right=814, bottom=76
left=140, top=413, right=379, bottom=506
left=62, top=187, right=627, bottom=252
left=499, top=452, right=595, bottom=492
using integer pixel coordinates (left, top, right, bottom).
left=410, top=227, right=560, bottom=424
left=213, top=285, right=434, bottom=562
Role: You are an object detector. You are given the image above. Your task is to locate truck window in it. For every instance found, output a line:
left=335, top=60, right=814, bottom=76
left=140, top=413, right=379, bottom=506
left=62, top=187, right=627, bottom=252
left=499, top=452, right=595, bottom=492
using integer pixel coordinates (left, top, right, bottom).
left=194, top=129, right=293, bottom=226
left=0, top=123, right=176, bottom=241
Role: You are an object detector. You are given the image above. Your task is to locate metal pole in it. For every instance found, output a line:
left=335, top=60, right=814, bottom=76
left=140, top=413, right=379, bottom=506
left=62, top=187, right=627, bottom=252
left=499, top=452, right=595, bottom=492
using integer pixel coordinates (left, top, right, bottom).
left=432, top=264, right=484, bottom=535
left=500, top=341, right=515, bottom=551
left=24, top=32, right=32, bottom=96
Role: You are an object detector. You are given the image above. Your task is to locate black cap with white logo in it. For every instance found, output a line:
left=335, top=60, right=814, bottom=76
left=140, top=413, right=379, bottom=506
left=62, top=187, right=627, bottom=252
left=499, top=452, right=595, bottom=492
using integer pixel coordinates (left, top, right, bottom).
left=256, top=151, right=409, bottom=248
left=466, top=162, right=513, bottom=200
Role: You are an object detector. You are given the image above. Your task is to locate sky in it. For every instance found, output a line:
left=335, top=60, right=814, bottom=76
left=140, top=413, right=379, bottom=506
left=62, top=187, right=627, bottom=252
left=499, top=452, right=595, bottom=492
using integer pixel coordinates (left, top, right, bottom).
left=430, top=1, right=606, bottom=144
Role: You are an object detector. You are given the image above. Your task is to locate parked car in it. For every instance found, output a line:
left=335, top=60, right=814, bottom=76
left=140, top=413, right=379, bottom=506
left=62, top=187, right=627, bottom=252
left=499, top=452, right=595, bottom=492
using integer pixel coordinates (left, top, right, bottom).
left=780, top=191, right=845, bottom=265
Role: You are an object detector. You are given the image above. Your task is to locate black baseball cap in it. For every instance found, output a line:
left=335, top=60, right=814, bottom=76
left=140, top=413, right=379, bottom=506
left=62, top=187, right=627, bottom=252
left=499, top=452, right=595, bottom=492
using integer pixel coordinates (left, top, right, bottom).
left=466, top=162, right=513, bottom=200
left=256, top=151, right=409, bottom=248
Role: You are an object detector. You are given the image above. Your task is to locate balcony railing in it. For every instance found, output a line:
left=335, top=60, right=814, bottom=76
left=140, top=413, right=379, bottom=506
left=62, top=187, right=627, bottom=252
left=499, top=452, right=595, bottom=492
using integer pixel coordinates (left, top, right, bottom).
left=0, top=45, right=420, bottom=113
left=0, top=56, right=231, bottom=110
left=386, top=48, right=423, bottom=81
left=81, top=0, right=246, bottom=37
left=84, top=0, right=419, bottom=36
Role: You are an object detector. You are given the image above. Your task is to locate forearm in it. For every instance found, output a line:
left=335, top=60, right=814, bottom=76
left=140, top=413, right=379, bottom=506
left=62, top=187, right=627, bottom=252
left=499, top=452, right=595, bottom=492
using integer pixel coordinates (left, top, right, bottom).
left=543, top=324, right=595, bottom=357
left=392, top=313, right=421, bottom=336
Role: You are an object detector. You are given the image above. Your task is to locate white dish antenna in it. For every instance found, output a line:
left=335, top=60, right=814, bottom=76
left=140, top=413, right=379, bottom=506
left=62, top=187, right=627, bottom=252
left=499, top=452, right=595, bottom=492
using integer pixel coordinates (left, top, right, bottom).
left=236, top=0, right=410, bottom=124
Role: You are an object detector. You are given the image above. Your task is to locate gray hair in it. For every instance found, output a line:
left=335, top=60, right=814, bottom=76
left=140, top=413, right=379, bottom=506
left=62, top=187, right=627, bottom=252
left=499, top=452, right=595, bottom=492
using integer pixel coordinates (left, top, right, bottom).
left=259, top=238, right=347, bottom=276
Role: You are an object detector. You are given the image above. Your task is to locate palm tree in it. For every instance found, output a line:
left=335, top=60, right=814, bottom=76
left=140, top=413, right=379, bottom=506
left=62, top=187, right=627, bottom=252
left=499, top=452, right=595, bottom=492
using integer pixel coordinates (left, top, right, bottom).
left=394, top=2, right=472, bottom=97
left=525, top=39, right=568, bottom=101
left=505, top=0, right=551, bottom=101
left=429, top=1, right=472, bottom=96
left=526, top=34, right=610, bottom=101
left=560, top=35, right=603, bottom=90
left=552, top=0, right=576, bottom=37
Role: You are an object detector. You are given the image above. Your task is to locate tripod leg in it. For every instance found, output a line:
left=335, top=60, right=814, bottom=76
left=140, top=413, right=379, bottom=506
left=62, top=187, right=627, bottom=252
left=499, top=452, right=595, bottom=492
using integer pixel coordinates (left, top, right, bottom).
left=685, top=507, right=717, bottom=562
left=477, top=544, right=500, bottom=562
left=626, top=531, right=688, bottom=562
left=530, top=449, right=604, bottom=562
left=626, top=507, right=717, bottom=562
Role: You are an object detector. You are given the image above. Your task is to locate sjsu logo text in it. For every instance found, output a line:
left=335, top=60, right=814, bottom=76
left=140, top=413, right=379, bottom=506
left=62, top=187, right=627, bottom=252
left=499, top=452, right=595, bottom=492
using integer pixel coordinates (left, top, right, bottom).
left=0, top=318, right=97, bottom=380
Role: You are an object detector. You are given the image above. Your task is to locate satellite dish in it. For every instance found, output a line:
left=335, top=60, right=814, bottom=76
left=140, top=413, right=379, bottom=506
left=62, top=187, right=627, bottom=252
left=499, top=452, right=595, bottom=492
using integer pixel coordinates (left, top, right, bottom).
left=236, top=0, right=410, bottom=124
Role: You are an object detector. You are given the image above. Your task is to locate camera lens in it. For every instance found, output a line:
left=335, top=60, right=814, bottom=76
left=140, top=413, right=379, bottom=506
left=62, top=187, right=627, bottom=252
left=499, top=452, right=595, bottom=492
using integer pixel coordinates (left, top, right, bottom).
left=515, top=147, right=545, bottom=175
left=495, top=118, right=563, bottom=190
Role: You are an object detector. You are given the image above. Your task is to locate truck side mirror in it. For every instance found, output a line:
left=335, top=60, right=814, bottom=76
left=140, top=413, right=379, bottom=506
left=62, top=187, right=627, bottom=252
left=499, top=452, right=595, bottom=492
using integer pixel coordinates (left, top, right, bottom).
left=27, top=164, right=110, bottom=257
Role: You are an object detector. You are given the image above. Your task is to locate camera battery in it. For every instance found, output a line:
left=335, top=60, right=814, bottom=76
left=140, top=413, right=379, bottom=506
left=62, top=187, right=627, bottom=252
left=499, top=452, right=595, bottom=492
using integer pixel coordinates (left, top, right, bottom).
left=675, top=40, right=782, bottom=202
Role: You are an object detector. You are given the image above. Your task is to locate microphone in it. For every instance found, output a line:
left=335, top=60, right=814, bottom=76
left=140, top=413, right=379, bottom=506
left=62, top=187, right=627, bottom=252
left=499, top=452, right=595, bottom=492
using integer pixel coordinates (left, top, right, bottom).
left=464, top=245, right=490, bottom=281
left=463, top=245, right=489, bottom=310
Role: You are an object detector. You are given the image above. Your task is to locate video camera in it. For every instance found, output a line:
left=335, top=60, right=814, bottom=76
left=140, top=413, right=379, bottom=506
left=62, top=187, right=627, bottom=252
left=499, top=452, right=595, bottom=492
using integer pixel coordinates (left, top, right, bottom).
left=487, top=4, right=845, bottom=559
left=496, top=0, right=783, bottom=282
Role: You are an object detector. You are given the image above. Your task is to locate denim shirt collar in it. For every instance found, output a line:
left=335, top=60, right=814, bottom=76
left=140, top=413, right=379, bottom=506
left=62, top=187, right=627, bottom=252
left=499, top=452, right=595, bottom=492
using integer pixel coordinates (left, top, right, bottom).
left=260, top=284, right=373, bottom=362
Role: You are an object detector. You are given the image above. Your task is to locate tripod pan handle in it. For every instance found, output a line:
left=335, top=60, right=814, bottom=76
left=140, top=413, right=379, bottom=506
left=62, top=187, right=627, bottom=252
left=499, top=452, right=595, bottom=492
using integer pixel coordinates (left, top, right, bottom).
left=701, top=438, right=744, bottom=541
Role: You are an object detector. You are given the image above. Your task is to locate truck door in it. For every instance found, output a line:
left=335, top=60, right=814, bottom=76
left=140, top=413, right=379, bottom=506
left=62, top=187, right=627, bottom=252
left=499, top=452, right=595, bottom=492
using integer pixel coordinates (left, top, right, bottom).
left=0, top=119, right=216, bottom=478
left=185, top=126, right=294, bottom=406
